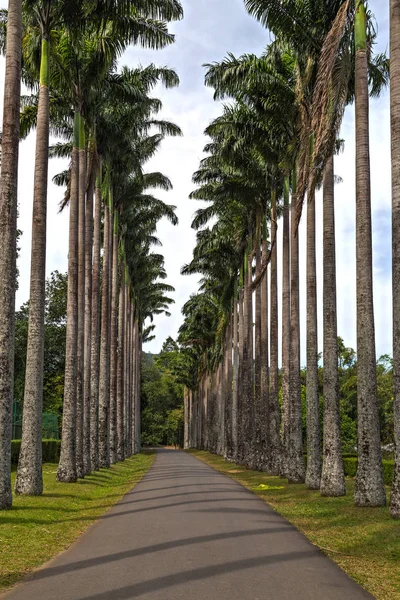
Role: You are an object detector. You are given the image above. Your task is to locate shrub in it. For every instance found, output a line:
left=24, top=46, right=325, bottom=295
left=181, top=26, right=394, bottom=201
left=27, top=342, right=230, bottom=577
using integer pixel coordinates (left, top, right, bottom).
left=343, top=457, right=394, bottom=485
left=11, top=439, right=61, bottom=465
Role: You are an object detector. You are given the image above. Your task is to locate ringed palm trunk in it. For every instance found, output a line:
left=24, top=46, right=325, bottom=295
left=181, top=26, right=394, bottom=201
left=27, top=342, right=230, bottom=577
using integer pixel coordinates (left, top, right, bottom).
left=116, top=258, right=125, bottom=462
left=15, top=38, right=50, bottom=496
left=90, top=166, right=102, bottom=471
left=390, top=0, right=400, bottom=519
left=83, top=152, right=94, bottom=476
left=305, top=182, right=321, bottom=490
left=98, top=190, right=112, bottom=469
left=134, top=319, right=141, bottom=454
left=240, top=254, right=251, bottom=465
left=124, top=288, right=130, bottom=455
left=354, top=1, right=385, bottom=507
left=57, top=113, right=80, bottom=483
left=225, top=314, right=233, bottom=458
left=232, top=295, right=239, bottom=460
left=269, top=191, right=281, bottom=475
left=320, top=155, right=346, bottom=497
left=76, top=116, right=86, bottom=479
left=0, top=0, right=22, bottom=509
left=237, top=284, right=245, bottom=462
left=184, top=386, right=189, bottom=449
left=109, top=212, right=119, bottom=464
left=281, top=176, right=290, bottom=475
left=287, top=169, right=305, bottom=484
left=254, top=215, right=264, bottom=469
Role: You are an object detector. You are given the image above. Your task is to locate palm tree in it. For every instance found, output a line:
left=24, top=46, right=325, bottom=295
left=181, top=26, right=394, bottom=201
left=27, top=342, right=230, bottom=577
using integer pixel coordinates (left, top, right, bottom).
left=305, top=174, right=321, bottom=490
left=90, top=165, right=102, bottom=471
left=269, top=190, right=281, bottom=474
left=320, top=155, right=345, bottom=496
left=390, top=0, right=400, bottom=520
left=57, top=112, right=80, bottom=483
left=353, top=0, right=385, bottom=507
left=0, top=0, right=22, bottom=509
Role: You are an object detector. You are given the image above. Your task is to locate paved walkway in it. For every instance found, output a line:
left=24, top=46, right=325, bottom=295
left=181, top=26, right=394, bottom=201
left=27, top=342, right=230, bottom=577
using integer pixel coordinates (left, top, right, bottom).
left=3, top=449, right=374, bottom=600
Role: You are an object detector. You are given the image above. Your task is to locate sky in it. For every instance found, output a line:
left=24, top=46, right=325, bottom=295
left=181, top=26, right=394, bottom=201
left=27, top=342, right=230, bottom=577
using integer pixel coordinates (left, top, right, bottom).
left=0, top=0, right=392, bottom=363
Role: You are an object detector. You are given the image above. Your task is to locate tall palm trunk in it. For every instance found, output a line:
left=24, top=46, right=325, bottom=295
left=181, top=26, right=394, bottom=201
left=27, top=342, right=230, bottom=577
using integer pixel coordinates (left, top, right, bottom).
left=354, top=1, right=385, bottom=507
left=98, top=191, right=111, bottom=469
left=134, top=320, right=142, bottom=453
left=16, top=37, right=50, bottom=496
left=269, top=191, right=281, bottom=474
left=241, top=252, right=253, bottom=466
left=320, top=155, right=346, bottom=496
left=83, top=151, right=94, bottom=476
left=57, top=113, right=80, bottom=483
left=287, top=169, right=305, bottom=484
left=109, top=212, right=119, bottom=464
left=116, top=258, right=125, bottom=462
left=131, top=314, right=137, bottom=455
left=390, top=0, right=400, bottom=519
left=90, top=166, right=102, bottom=471
left=124, top=287, right=130, bottom=455
left=281, top=176, right=290, bottom=474
left=0, top=0, right=22, bottom=509
left=76, top=117, right=86, bottom=479
left=225, top=314, right=233, bottom=458
left=237, top=284, right=245, bottom=462
left=254, top=215, right=264, bottom=468
left=232, top=295, right=239, bottom=460
left=184, top=387, right=189, bottom=449
left=305, top=183, right=321, bottom=490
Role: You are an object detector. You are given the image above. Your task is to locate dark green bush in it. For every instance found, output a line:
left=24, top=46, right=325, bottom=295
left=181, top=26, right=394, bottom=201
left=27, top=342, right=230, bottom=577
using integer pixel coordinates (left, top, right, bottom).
left=343, top=457, right=394, bottom=485
left=11, top=439, right=61, bottom=465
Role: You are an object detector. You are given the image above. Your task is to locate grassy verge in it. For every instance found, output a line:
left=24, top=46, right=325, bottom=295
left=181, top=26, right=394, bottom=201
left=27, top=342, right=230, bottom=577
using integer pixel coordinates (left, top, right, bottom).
left=188, top=450, right=400, bottom=600
left=0, top=452, right=155, bottom=593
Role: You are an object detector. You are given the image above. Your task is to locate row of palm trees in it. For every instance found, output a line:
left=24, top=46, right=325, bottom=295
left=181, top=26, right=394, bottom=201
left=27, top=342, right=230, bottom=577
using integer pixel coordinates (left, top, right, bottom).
left=0, top=0, right=183, bottom=509
left=179, top=0, right=400, bottom=519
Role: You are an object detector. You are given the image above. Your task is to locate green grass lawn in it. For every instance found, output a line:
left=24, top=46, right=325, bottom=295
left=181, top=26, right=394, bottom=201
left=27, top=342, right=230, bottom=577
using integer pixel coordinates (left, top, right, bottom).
left=0, top=452, right=155, bottom=593
left=188, top=450, right=400, bottom=600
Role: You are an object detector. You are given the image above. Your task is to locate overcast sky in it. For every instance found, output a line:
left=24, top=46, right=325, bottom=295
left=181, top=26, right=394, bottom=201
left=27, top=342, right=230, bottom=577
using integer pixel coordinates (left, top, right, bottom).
left=0, top=0, right=392, bottom=362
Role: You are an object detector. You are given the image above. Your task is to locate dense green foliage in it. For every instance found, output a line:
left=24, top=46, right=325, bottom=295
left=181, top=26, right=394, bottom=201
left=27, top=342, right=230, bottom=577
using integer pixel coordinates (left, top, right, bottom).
left=14, top=271, right=67, bottom=420
left=141, top=339, right=184, bottom=447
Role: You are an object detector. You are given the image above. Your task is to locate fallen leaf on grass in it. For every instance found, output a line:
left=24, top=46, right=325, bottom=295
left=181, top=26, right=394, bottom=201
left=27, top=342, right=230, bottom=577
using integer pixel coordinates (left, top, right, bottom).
left=253, top=484, right=284, bottom=491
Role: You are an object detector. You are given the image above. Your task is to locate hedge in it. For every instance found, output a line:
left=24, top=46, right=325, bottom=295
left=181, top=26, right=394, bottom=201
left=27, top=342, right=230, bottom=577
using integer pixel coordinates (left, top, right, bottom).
left=343, top=457, right=394, bottom=486
left=11, top=439, right=61, bottom=465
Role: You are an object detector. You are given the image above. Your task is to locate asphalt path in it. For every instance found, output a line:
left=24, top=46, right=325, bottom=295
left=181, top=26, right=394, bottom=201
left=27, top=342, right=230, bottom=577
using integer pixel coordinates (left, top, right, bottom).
left=2, top=448, right=374, bottom=600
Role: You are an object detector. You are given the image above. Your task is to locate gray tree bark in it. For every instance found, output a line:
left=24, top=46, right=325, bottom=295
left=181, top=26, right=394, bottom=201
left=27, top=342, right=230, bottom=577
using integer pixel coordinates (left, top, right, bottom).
left=320, top=156, right=346, bottom=497
left=0, top=0, right=21, bottom=509
left=83, top=161, right=93, bottom=476
left=287, top=176, right=306, bottom=484
left=76, top=138, right=86, bottom=479
left=305, top=187, right=322, bottom=490
left=57, top=123, right=79, bottom=484
left=390, top=0, right=400, bottom=519
left=15, top=50, right=49, bottom=496
left=232, top=297, right=239, bottom=460
left=116, top=264, right=125, bottom=462
left=98, top=198, right=111, bottom=469
left=269, top=193, right=281, bottom=475
left=354, top=18, right=386, bottom=507
left=281, top=178, right=290, bottom=475
left=90, top=169, right=102, bottom=472
left=109, top=215, right=118, bottom=464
